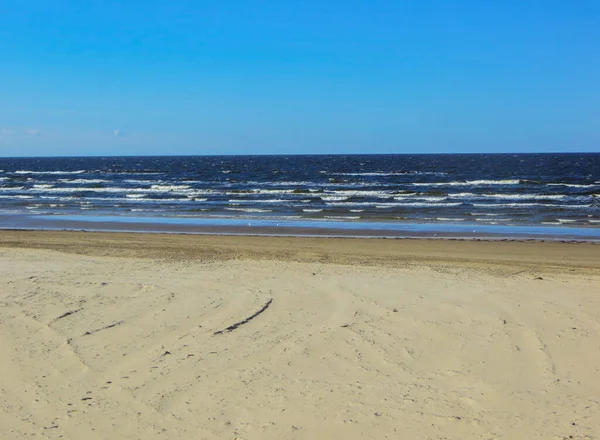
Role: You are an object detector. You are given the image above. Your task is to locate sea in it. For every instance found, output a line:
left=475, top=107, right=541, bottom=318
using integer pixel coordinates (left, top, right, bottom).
left=1, top=153, right=599, bottom=239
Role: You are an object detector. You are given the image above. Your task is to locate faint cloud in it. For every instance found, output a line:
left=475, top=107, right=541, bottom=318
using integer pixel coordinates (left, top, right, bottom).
left=0, top=128, right=15, bottom=135
left=25, top=128, right=42, bottom=137
left=113, top=129, right=121, bottom=137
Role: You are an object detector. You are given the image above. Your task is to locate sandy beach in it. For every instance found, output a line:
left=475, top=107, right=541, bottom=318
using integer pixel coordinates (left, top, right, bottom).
left=1, top=231, right=599, bottom=439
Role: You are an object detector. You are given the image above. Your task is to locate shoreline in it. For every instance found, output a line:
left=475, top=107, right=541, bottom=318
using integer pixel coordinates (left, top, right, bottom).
left=1, top=229, right=599, bottom=271
left=2, top=212, right=600, bottom=242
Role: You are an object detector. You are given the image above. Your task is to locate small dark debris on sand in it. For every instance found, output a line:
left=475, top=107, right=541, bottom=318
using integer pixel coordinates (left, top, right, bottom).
left=214, top=299, right=273, bottom=335
left=83, top=320, right=124, bottom=336
left=53, top=308, right=83, bottom=322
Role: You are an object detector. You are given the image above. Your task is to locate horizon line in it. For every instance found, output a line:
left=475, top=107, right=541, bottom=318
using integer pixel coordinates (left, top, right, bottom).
left=1, top=151, right=599, bottom=159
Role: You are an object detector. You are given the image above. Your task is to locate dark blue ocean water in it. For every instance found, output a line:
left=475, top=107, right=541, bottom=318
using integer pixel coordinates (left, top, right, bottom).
left=1, top=154, right=599, bottom=229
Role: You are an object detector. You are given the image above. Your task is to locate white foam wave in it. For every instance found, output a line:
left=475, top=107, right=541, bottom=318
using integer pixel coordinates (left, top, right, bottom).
left=325, top=190, right=395, bottom=198
left=324, top=216, right=361, bottom=220
left=150, top=184, right=191, bottom=191
left=99, top=171, right=163, bottom=175
left=0, top=186, right=24, bottom=191
left=325, top=201, right=461, bottom=208
left=394, top=196, right=446, bottom=202
left=225, top=207, right=272, bottom=213
left=483, top=193, right=565, bottom=200
left=374, top=202, right=462, bottom=208
left=320, top=196, right=349, bottom=202
left=228, top=199, right=290, bottom=204
left=225, top=189, right=298, bottom=196
left=0, top=195, right=34, bottom=199
left=473, top=203, right=592, bottom=209
left=33, top=184, right=54, bottom=189
left=51, top=196, right=194, bottom=203
left=28, top=187, right=137, bottom=194
left=412, top=180, right=520, bottom=187
left=303, top=209, right=323, bottom=213
left=27, top=185, right=196, bottom=195
left=241, top=180, right=381, bottom=189
left=58, top=179, right=109, bottom=184
left=331, top=171, right=445, bottom=177
left=548, top=183, right=597, bottom=188
left=123, top=179, right=159, bottom=184
left=446, top=192, right=571, bottom=200
left=14, top=170, right=86, bottom=175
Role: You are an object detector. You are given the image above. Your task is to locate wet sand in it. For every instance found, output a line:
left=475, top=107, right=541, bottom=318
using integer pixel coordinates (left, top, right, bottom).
left=1, top=230, right=599, bottom=439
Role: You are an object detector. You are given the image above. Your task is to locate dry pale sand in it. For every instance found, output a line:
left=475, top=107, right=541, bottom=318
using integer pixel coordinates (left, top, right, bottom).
left=1, top=231, right=599, bottom=440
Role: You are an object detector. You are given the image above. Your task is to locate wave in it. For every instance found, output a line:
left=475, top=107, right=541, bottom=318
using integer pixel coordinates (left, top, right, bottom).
left=0, top=195, right=34, bottom=199
left=548, top=183, right=598, bottom=188
left=323, top=190, right=395, bottom=198
left=394, top=196, right=446, bottom=202
left=228, top=199, right=292, bottom=204
left=225, top=189, right=300, bottom=195
left=225, top=207, right=272, bottom=213
left=36, top=196, right=198, bottom=204
left=240, top=180, right=386, bottom=188
left=330, top=171, right=446, bottom=177
left=123, top=179, right=162, bottom=184
left=27, top=185, right=196, bottom=195
left=228, top=189, right=398, bottom=198
left=374, top=202, right=463, bottom=208
left=320, top=196, right=349, bottom=202
left=28, top=187, right=146, bottom=194
left=14, top=170, right=86, bottom=175
left=412, top=180, right=521, bottom=187
left=475, top=218, right=512, bottom=222
left=324, top=216, right=361, bottom=220
left=446, top=193, right=568, bottom=200
left=472, top=203, right=592, bottom=209
left=95, top=170, right=164, bottom=175
left=150, top=184, right=191, bottom=191
left=58, top=179, right=110, bottom=184
left=322, top=201, right=457, bottom=208
left=303, top=208, right=323, bottom=213
left=0, top=186, right=24, bottom=191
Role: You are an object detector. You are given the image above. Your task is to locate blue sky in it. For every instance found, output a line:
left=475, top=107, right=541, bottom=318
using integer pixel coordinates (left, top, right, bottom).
left=0, top=1, right=599, bottom=156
